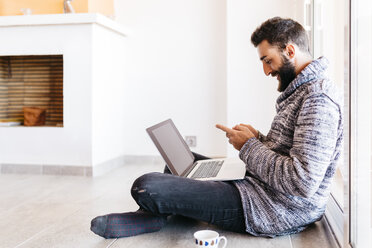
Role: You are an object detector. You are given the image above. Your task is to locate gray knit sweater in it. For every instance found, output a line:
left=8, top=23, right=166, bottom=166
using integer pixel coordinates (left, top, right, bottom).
left=233, top=57, right=343, bottom=237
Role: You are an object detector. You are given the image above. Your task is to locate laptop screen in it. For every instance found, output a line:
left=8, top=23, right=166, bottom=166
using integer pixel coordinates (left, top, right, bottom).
left=147, top=119, right=195, bottom=176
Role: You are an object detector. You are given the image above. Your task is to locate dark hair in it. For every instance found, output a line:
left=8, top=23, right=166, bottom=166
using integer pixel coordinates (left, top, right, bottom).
left=251, top=17, right=310, bottom=53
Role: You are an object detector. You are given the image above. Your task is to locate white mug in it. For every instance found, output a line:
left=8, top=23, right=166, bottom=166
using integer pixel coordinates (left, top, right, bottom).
left=194, top=230, right=227, bottom=248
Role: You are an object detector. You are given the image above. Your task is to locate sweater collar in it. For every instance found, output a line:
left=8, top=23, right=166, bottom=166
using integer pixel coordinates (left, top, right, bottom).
left=276, top=56, right=329, bottom=106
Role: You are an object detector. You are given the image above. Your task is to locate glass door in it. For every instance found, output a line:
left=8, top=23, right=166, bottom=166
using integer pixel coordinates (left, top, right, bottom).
left=312, top=0, right=372, bottom=247
left=348, top=0, right=372, bottom=247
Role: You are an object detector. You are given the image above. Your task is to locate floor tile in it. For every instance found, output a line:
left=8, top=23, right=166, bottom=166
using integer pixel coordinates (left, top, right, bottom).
left=111, top=215, right=292, bottom=248
left=0, top=175, right=63, bottom=213
left=16, top=210, right=116, bottom=248
left=290, top=218, right=338, bottom=248
left=0, top=202, right=81, bottom=248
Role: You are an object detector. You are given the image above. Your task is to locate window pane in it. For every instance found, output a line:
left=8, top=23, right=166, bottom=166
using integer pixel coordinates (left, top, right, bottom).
left=313, top=0, right=347, bottom=208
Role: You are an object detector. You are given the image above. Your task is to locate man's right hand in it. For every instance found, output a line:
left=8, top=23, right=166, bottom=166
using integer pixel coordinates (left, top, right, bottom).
left=233, top=124, right=259, bottom=139
left=216, top=124, right=255, bottom=151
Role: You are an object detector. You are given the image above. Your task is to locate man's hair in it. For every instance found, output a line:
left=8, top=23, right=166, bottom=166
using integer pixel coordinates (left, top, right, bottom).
left=251, top=17, right=310, bottom=53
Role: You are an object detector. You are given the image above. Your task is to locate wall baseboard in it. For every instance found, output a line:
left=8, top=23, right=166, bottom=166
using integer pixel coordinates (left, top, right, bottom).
left=0, top=155, right=163, bottom=177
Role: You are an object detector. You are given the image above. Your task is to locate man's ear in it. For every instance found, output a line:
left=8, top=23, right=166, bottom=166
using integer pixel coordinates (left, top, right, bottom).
left=285, top=44, right=296, bottom=59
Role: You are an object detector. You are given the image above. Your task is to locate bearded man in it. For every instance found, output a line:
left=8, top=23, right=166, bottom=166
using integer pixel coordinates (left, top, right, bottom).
left=91, top=17, right=343, bottom=238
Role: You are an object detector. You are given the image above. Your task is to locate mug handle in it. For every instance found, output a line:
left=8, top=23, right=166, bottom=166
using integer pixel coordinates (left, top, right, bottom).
left=218, top=236, right=227, bottom=248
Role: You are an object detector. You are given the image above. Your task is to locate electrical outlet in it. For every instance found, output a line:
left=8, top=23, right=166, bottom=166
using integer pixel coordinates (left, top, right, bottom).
left=185, top=136, right=197, bottom=147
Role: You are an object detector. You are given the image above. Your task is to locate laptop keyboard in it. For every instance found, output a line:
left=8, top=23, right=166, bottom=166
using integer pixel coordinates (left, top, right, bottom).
left=190, top=160, right=224, bottom=179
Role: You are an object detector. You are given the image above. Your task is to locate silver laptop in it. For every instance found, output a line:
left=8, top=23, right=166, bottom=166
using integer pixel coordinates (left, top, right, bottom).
left=146, top=119, right=246, bottom=181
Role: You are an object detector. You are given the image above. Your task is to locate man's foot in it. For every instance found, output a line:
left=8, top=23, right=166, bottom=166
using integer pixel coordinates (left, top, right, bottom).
left=90, top=210, right=167, bottom=239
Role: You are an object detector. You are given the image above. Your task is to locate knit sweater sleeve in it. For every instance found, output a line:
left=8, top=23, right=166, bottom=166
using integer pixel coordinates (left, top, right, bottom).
left=239, top=94, right=340, bottom=198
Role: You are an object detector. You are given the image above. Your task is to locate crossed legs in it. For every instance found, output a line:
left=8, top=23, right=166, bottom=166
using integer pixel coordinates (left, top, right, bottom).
left=91, top=153, right=246, bottom=239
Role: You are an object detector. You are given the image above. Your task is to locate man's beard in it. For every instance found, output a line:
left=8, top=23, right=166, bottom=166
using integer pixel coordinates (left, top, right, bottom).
left=273, top=55, right=297, bottom=92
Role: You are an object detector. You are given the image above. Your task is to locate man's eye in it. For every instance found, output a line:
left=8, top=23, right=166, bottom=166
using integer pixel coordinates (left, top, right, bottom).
left=265, top=60, right=271, bottom=65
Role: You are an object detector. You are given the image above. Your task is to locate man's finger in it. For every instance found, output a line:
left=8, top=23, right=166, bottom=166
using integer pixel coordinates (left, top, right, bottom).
left=216, top=124, right=234, bottom=134
left=234, top=124, right=249, bottom=131
left=239, top=123, right=251, bottom=128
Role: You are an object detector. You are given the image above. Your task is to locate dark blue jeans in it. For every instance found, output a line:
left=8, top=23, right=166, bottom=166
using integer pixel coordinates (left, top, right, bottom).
left=130, top=152, right=246, bottom=233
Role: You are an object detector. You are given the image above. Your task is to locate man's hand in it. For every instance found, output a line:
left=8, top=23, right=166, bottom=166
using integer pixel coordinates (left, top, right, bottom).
left=233, top=124, right=259, bottom=139
left=216, top=124, right=256, bottom=150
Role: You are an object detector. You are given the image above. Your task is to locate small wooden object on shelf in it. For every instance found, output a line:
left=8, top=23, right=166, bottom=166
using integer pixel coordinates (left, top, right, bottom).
left=23, top=107, right=46, bottom=126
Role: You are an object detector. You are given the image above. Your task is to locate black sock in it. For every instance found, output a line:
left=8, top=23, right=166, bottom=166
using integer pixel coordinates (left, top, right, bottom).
left=90, top=210, right=167, bottom=239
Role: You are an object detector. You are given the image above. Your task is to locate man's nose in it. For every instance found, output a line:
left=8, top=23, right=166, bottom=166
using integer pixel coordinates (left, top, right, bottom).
left=263, top=63, right=272, bottom=76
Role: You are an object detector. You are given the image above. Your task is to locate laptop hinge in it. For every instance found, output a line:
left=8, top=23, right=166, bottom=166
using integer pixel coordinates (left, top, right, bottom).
left=183, top=162, right=197, bottom=177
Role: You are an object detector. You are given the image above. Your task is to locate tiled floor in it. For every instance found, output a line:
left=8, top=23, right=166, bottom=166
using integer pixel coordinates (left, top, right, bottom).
left=0, top=162, right=338, bottom=248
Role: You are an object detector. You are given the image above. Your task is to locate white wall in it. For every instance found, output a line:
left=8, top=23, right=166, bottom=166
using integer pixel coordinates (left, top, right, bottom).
left=226, top=0, right=298, bottom=156
left=114, top=0, right=227, bottom=157
left=114, top=0, right=301, bottom=158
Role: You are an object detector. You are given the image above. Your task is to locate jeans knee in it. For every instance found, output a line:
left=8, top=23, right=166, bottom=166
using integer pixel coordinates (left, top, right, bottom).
left=131, top=172, right=161, bottom=201
left=131, top=172, right=167, bottom=213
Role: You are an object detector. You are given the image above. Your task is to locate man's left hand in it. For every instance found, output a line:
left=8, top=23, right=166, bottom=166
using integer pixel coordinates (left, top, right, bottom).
left=216, top=124, right=255, bottom=150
